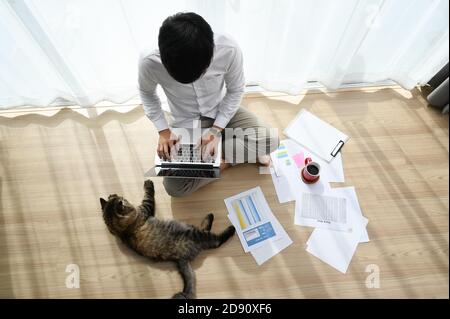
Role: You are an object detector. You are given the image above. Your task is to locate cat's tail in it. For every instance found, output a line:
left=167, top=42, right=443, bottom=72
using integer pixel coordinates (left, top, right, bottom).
left=198, top=225, right=236, bottom=250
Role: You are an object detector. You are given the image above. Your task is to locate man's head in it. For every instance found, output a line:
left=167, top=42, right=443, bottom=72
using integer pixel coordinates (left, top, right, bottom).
left=158, top=12, right=214, bottom=84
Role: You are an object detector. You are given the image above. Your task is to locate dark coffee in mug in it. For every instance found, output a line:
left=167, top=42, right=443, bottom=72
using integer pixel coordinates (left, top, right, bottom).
left=302, top=157, right=321, bottom=184
left=306, top=164, right=319, bottom=175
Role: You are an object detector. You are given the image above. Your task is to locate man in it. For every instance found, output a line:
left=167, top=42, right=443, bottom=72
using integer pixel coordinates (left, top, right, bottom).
left=139, top=12, right=278, bottom=197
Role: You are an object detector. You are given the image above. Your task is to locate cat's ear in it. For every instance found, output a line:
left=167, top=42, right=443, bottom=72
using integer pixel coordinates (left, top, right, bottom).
left=100, top=198, right=107, bottom=210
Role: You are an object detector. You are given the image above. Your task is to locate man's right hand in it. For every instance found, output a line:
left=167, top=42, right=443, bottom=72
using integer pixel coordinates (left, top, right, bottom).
left=157, top=129, right=180, bottom=160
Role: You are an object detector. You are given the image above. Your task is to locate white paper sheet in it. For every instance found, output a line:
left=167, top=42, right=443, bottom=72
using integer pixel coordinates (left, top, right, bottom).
left=270, top=167, right=294, bottom=203
left=251, top=231, right=293, bottom=265
left=228, top=213, right=293, bottom=266
left=306, top=216, right=369, bottom=247
left=270, top=153, right=283, bottom=177
left=295, top=193, right=351, bottom=232
left=334, top=186, right=369, bottom=243
left=270, top=141, right=293, bottom=177
left=359, top=225, right=370, bottom=243
left=284, top=109, right=349, bottom=163
left=306, top=218, right=368, bottom=274
left=305, top=187, right=370, bottom=273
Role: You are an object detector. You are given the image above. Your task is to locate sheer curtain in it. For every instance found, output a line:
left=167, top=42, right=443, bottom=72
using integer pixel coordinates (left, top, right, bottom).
left=0, top=0, right=448, bottom=109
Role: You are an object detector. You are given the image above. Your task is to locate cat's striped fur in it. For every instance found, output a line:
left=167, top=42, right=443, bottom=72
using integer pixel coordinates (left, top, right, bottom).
left=100, top=179, right=235, bottom=299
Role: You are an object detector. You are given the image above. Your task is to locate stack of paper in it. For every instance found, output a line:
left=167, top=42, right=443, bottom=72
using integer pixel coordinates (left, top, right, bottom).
left=225, top=187, right=292, bottom=265
left=267, top=110, right=370, bottom=274
left=270, top=139, right=344, bottom=204
left=301, top=187, right=369, bottom=273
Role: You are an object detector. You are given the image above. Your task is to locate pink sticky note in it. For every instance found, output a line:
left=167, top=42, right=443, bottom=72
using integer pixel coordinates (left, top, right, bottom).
left=292, top=152, right=305, bottom=168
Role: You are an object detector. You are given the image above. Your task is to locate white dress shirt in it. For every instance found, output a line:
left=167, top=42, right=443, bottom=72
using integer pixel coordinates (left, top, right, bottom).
left=138, top=34, right=245, bottom=131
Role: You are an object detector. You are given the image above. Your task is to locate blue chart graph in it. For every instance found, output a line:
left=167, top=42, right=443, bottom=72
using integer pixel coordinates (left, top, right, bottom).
left=232, top=193, right=265, bottom=229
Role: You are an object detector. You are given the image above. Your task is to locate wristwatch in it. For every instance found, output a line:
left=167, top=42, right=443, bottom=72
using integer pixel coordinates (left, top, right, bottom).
left=208, top=127, right=222, bottom=137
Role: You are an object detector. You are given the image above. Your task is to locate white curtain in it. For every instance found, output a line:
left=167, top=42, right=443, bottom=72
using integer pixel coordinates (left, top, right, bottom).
left=0, top=0, right=448, bottom=109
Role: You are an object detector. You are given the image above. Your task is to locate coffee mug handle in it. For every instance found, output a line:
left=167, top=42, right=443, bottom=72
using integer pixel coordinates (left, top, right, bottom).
left=304, top=157, right=312, bottom=166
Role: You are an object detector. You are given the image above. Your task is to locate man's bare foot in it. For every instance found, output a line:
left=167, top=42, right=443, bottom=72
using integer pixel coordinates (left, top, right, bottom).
left=220, top=159, right=231, bottom=171
left=258, top=155, right=272, bottom=167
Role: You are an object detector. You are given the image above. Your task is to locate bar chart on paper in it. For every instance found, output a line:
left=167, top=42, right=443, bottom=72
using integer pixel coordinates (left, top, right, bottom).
left=231, top=192, right=265, bottom=230
left=226, top=187, right=280, bottom=250
left=270, top=142, right=293, bottom=178
left=225, top=187, right=293, bottom=264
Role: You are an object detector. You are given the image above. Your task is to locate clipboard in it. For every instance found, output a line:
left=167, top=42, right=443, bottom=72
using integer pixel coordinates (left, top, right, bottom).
left=283, top=109, right=349, bottom=162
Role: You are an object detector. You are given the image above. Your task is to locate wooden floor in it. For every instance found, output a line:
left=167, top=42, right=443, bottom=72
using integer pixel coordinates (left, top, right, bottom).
left=0, top=86, right=448, bottom=298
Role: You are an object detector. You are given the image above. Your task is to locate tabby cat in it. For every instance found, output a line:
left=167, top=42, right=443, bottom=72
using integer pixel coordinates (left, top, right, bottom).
left=100, top=179, right=235, bottom=299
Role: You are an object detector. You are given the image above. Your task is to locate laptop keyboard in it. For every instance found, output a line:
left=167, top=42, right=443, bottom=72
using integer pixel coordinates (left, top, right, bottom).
left=167, top=144, right=214, bottom=163
left=174, top=144, right=201, bottom=162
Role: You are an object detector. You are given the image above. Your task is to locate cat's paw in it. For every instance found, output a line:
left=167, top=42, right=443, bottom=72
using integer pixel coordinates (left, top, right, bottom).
left=206, top=213, right=214, bottom=228
left=172, top=292, right=191, bottom=299
left=200, top=213, right=214, bottom=231
left=218, top=225, right=236, bottom=247
left=144, top=179, right=154, bottom=191
left=222, top=225, right=236, bottom=241
left=226, top=225, right=236, bottom=237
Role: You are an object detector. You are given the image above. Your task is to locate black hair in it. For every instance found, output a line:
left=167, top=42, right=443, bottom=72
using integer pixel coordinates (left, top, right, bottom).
left=158, top=12, right=214, bottom=84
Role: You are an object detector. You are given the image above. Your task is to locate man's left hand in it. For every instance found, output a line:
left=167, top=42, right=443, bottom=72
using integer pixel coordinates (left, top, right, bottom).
left=196, top=127, right=222, bottom=162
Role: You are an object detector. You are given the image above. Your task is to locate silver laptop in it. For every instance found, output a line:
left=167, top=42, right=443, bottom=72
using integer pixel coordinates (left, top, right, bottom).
left=144, top=128, right=222, bottom=179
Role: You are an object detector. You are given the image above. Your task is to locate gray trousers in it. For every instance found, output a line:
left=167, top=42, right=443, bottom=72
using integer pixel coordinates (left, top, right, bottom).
left=163, top=107, right=279, bottom=197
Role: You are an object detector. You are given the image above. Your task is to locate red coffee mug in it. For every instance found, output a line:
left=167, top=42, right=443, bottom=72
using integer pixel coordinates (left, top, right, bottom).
left=301, top=157, right=321, bottom=184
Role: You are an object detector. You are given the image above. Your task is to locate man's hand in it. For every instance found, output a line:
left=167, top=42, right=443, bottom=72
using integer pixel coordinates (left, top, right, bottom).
left=158, top=129, right=180, bottom=160
left=196, top=126, right=222, bottom=162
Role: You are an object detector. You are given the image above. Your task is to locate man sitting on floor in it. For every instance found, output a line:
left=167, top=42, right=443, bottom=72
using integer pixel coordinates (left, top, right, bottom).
left=139, top=12, right=279, bottom=197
